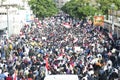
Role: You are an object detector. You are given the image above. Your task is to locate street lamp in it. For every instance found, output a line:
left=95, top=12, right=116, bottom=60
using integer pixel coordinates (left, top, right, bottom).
left=111, top=3, right=115, bottom=34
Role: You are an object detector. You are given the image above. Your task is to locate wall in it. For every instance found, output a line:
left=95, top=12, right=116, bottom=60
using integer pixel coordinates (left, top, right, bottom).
left=104, top=20, right=120, bottom=38
left=0, top=0, right=32, bottom=36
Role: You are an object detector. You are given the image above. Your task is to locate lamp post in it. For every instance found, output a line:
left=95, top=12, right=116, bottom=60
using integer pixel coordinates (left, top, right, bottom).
left=111, top=3, right=115, bottom=34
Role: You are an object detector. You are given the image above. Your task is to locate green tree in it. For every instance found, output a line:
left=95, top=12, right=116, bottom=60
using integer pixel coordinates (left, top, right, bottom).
left=61, top=0, right=96, bottom=19
left=28, top=0, right=58, bottom=18
left=62, top=0, right=120, bottom=19
left=113, top=0, right=120, bottom=9
left=96, top=0, right=120, bottom=19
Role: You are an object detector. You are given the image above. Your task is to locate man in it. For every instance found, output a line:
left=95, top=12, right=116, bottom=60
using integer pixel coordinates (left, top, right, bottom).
left=6, top=74, right=12, bottom=80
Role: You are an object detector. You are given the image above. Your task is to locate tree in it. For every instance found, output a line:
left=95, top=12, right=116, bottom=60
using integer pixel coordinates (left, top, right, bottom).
left=96, top=0, right=120, bottom=19
left=62, top=0, right=120, bottom=20
left=61, top=0, right=96, bottom=19
left=28, top=0, right=58, bottom=18
left=113, top=0, right=120, bottom=9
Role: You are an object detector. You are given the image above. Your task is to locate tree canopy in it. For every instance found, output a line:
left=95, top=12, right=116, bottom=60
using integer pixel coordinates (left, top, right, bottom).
left=61, top=0, right=96, bottom=19
left=61, top=0, right=120, bottom=19
left=28, top=0, right=58, bottom=18
left=96, top=0, right=118, bottom=14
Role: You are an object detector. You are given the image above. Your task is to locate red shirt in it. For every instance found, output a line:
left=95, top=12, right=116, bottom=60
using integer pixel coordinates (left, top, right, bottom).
left=6, top=76, right=13, bottom=80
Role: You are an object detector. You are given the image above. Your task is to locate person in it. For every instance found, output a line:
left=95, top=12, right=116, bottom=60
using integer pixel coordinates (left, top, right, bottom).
left=6, top=74, right=12, bottom=80
left=0, top=12, right=120, bottom=80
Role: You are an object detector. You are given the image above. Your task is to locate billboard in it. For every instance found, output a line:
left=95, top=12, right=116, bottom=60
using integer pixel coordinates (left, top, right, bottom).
left=94, top=16, right=104, bottom=26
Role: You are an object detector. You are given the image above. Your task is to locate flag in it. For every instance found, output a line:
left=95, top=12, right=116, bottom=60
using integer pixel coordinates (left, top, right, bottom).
left=37, top=22, right=41, bottom=28
left=19, top=31, right=23, bottom=36
left=73, top=37, right=78, bottom=43
left=13, top=73, right=17, bottom=80
left=76, top=23, right=80, bottom=27
left=62, top=22, right=71, bottom=29
left=13, top=70, right=17, bottom=80
left=108, top=32, right=114, bottom=41
left=45, top=55, right=49, bottom=76
left=46, top=57, right=48, bottom=70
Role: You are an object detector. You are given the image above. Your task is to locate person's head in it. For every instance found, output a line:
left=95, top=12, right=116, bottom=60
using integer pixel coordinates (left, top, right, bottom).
left=82, top=77, right=87, bottom=80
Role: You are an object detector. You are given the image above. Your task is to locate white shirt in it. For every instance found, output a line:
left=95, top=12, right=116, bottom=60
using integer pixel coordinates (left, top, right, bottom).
left=4, top=72, right=9, bottom=77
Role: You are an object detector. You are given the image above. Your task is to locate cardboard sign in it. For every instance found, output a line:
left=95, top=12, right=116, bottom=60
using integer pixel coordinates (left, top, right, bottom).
left=94, top=16, right=104, bottom=26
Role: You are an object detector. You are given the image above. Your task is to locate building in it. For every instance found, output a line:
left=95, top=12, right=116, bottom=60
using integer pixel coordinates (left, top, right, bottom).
left=0, top=0, right=32, bottom=37
left=54, top=0, right=70, bottom=9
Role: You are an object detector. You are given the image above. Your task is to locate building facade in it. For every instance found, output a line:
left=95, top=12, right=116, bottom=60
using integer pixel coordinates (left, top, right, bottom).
left=0, top=0, right=32, bottom=37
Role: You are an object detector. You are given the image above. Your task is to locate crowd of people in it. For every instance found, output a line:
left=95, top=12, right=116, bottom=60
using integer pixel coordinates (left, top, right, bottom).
left=0, top=13, right=120, bottom=80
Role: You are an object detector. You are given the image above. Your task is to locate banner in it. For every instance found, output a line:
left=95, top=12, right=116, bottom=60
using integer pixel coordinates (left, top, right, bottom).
left=94, top=16, right=104, bottom=26
left=62, top=22, right=71, bottom=29
left=44, top=75, right=79, bottom=80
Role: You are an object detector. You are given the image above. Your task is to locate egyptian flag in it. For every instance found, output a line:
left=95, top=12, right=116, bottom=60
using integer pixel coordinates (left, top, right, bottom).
left=13, top=70, right=17, bottom=80
left=19, top=31, right=23, bottom=36
left=108, top=32, right=114, bottom=41
left=45, top=55, right=49, bottom=76
left=37, top=22, right=41, bottom=28
left=46, top=58, right=48, bottom=69
left=73, top=36, right=78, bottom=43
left=62, top=22, right=71, bottom=29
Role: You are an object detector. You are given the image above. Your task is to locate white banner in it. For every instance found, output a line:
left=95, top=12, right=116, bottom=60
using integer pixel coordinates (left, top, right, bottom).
left=44, top=75, right=79, bottom=80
